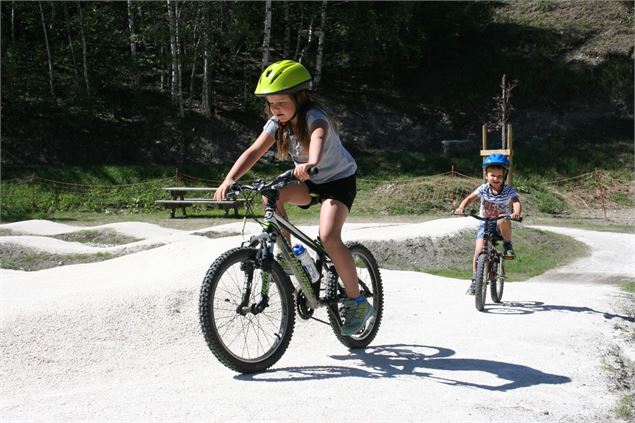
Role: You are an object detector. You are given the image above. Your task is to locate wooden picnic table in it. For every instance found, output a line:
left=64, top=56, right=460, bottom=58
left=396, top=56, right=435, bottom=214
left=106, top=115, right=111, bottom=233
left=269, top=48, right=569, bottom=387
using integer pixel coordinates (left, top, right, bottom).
left=163, top=187, right=217, bottom=200
left=156, top=187, right=243, bottom=218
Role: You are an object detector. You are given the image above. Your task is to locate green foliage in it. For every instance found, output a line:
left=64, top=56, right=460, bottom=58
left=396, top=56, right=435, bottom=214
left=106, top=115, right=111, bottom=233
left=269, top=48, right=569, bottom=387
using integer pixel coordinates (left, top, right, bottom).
left=427, top=226, right=590, bottom=282
left=533, top=190, right=569, bottom=214
left=617, top=394, right=634, bottom=419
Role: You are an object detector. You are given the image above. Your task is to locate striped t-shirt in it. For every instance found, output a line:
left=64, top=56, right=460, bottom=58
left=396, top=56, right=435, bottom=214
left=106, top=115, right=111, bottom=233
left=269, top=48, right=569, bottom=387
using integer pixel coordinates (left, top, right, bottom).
left=473, top=183, right=519, bottom=217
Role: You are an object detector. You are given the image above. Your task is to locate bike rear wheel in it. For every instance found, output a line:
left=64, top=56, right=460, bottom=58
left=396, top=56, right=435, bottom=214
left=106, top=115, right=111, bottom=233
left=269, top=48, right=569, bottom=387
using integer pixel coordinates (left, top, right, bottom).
left=199, top=247, right=295, bottom=373
left=474, top=253, right=489, bottom=311
left=327, top=242, right=383, bottom=348
left=490, top=257, right=505, bottom=303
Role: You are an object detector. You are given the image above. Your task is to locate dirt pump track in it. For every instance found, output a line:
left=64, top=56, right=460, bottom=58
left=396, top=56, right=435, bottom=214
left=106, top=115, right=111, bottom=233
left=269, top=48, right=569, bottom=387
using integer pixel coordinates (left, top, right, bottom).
left=0, top=217, right=633, bottom=422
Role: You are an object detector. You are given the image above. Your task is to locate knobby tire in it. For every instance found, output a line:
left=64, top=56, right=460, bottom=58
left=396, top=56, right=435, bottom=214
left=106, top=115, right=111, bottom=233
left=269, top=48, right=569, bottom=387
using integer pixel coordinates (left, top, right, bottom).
left=490, top=258, right=504, bottom=303
left=199, top=247, right=296, bottom=374
left=327, top=242, right=384, bottom=348
left=475, top=253, right=489, bottom=312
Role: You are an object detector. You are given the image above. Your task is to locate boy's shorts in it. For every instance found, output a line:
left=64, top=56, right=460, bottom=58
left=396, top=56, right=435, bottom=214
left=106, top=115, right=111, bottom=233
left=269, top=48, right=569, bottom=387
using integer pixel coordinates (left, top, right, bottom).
left=476, top=221, right=503, bottom=240
left=301, top=173, right=357, bottom=211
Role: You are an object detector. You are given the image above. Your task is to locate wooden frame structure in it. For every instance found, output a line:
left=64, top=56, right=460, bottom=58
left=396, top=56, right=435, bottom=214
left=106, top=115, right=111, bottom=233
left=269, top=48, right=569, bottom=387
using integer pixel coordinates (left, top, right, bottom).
left=481, top=123, right=513, bottom=184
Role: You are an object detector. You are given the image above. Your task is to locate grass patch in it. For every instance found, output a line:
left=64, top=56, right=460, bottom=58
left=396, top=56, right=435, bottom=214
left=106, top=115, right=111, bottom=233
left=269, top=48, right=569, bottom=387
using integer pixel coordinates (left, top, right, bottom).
left=0, top=242, right=163, bottom=271
left=530, top=218, right=635, bottom=234
left=193, top=230, right=242, bottom=239
left=362, top=226, right=590, bottom=281
left=51, top=229, right=140, bottom=246
left=617, top=394, right=634, bottom=419
left=624, top=282, right=635, bottom=293
left=2, top=162, right=633, bottom=225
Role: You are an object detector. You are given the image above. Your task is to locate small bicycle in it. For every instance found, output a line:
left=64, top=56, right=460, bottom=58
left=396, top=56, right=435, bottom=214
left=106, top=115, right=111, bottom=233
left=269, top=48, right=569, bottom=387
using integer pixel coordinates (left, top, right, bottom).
left=454, top=213, right=522, bottom=311
left=199, top=168, right=383, bottom=373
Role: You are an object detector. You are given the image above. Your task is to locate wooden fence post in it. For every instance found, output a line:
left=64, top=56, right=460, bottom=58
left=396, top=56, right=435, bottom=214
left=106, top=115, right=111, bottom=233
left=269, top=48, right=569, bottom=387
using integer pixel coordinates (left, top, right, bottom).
left=594, top=168, right=607, bottom=220
left=451, top=165, right=456, bottom=206
left=31, top=173, right=36, bottom=212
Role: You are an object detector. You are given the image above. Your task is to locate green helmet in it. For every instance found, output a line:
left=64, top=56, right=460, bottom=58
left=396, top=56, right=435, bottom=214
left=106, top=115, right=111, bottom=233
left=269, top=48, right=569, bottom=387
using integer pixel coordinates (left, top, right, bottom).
left=254, top=60, right=312, bottom=96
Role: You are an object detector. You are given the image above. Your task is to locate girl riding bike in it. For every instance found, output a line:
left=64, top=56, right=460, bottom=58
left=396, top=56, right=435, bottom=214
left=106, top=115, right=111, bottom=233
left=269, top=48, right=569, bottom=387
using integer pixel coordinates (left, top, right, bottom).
left=213, top=59, right=374, bottom=335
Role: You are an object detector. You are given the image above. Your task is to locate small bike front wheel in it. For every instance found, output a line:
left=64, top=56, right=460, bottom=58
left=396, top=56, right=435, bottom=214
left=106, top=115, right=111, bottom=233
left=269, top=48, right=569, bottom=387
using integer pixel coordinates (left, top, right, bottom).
left=199, top=247, right=296, bottom=373
left=327, top=242, right=384, bottom=348
left=490, top=257, right=505, bottom=303
left=474, top=253, right=489, bottom=311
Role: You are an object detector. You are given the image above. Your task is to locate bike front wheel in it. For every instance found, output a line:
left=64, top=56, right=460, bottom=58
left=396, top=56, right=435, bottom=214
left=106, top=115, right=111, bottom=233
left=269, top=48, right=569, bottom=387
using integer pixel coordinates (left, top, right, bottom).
left=199, top=247, right=296, bottom=373
left=327, top=242, right=384, bottom=348
left=474, top=253, right=490, bottom=311
left=490, top=257, right=505, bottom=303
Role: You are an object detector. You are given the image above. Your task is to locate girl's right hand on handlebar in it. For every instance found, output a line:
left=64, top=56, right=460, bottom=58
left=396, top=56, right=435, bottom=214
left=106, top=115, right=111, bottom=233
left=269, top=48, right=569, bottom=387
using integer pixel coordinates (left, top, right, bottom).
left=214, top=179, right=234, bottom=201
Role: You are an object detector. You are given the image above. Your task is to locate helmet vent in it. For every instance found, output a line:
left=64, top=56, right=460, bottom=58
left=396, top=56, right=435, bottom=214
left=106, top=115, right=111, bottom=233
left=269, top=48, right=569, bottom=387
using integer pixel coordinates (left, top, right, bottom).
left=270, top=72, right=281, bottom=84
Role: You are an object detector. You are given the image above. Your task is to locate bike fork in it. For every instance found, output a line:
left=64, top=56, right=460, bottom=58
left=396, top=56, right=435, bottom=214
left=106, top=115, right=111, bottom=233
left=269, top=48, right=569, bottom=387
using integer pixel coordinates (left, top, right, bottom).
left=497, top=257, right=505, bottom=279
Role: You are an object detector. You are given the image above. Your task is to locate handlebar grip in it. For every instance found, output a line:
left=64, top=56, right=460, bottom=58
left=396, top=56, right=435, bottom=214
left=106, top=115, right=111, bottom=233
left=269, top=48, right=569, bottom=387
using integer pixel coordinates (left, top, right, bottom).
left=308, top=167, right=319, bottom=176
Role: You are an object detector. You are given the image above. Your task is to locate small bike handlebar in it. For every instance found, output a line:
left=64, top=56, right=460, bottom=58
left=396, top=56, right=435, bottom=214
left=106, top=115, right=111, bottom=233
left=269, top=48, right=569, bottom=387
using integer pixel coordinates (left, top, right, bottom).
left=227, top=167, right=319, bottom=198
left=451, top=212, right=522, bottom=223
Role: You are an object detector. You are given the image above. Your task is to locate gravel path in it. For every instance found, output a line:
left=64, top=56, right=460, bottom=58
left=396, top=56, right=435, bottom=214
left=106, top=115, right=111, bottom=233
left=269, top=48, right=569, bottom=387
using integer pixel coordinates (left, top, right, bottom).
left=1, top=218, right=633, bottom=422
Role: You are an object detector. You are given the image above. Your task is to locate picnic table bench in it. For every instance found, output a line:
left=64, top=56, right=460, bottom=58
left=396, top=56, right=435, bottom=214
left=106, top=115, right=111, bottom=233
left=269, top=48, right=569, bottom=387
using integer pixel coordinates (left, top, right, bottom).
left=156, top=187, right=244, bottom=218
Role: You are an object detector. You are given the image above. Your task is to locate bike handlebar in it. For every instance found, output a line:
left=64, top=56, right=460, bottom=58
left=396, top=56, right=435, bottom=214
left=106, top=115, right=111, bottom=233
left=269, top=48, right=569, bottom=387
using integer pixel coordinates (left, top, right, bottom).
left=451, top=212, right=522, bottom=223
left=227, top=167, right=319, bottom=199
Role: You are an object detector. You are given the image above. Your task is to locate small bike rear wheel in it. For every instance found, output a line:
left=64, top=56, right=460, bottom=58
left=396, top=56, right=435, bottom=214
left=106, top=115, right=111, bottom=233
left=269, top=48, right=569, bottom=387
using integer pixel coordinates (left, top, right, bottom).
left=327, top=242, right=383, bottom=348
left=474, top=253, right=489, bottom=311
left=490, top=257, right=505, bottom=303
left=199, top=247, right=295, bottom=373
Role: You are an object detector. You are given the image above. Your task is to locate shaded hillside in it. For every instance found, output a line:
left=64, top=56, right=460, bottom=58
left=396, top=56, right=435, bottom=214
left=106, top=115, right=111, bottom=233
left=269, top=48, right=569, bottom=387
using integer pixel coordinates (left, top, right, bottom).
left=1, top=1, right=632, bottom=171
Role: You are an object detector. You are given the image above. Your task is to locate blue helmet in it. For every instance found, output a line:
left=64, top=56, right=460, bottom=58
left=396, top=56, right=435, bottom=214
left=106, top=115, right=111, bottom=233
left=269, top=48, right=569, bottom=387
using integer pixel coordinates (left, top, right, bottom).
left=482, top=153, right=510, bottom=169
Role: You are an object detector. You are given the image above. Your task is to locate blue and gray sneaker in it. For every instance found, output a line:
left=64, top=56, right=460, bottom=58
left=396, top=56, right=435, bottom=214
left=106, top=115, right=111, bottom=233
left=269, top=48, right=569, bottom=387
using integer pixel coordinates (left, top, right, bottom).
left=341, top=296, right=375, bottom=336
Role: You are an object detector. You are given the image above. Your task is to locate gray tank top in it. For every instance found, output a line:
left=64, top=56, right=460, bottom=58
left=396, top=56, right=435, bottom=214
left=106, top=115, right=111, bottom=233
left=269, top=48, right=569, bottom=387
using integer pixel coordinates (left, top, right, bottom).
left=263, top=108, right=357, bottom=184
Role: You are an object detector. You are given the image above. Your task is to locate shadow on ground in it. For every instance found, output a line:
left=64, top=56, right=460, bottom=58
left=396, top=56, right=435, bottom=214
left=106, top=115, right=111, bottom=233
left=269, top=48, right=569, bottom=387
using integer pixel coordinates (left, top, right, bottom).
left=239, top=343, right=571, bottom=391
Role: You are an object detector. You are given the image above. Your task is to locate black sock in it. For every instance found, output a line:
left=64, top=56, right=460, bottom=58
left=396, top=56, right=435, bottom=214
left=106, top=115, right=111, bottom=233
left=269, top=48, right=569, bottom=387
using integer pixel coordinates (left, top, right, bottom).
left=503, top=241, right=513, bottom=251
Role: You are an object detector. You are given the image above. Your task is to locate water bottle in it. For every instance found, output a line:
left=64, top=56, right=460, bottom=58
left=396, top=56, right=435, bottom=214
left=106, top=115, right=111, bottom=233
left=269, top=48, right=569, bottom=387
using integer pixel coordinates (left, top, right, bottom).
left=292, top=244, right=320, bottom=282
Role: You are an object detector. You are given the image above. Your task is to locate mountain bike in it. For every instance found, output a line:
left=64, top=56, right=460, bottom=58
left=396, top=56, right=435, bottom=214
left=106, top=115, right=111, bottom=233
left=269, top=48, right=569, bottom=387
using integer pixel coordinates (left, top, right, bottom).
left=199, top=168, right=383, bottom=373
left=454, top=213, right=522, bottom=311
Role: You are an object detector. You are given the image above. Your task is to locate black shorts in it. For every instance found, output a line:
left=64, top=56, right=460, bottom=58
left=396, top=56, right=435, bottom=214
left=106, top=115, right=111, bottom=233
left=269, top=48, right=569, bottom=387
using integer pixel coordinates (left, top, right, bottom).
left=301, top=173, right=357, bottom=211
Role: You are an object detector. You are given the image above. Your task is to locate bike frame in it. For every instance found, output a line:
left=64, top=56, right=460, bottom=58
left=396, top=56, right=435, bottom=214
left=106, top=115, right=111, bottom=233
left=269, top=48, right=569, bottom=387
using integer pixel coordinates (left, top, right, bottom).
left=480, top=219, right=502, bottom=259
left=240, top=184, right=334, bottom=311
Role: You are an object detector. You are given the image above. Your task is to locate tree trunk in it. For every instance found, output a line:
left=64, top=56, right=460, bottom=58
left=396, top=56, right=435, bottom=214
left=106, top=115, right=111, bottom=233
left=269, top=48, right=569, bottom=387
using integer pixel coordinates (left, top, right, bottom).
left=62, top=2, right=80, bottom=85
left=261, top=0, right=272, bottom=69
left=167, top=0, right=178, bottom=104
left=186, top=7, right=202, bottom=109
left=293, top=9, right=304, bottom=60
left=283, top=1, right=290, bottom=58
left=77, top=1, right=90, bottom=96
left=174, top=0, right=184, bottom=117
left=314, top=0, right=327, bottom=87
left=159, top=44, right=165, bottom=91
left=11, top=1, right=15, bottom=42
left=201, top=3, right=211, bottom=118
left=127, top=0, right=139, bottom=88
left=298, top=15, right=314, bottom=64
left=39, top=1, right=55, bottom=97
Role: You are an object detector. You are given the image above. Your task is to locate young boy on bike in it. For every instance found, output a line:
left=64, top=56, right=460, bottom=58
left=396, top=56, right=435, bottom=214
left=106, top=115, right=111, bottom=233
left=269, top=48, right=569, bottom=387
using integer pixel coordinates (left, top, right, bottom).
left=454, top=153, right=522, bottom=295
left=214, top=59, right=374, bottom=336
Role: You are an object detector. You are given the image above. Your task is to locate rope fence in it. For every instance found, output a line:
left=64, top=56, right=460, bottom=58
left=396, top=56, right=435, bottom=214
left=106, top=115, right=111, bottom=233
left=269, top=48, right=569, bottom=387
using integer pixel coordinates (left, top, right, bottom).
left=1, top=167, right=632, bottom=219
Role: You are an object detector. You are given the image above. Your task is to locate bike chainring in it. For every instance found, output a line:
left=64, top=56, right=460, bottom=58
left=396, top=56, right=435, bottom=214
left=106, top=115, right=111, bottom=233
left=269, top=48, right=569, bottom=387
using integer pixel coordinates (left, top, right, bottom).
left=295, top=290, right=314, bottom=320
